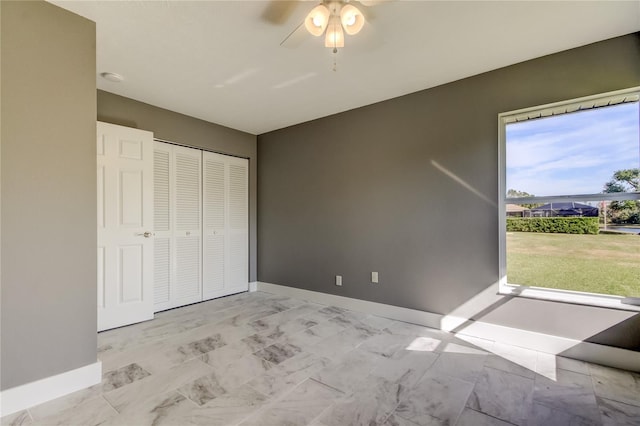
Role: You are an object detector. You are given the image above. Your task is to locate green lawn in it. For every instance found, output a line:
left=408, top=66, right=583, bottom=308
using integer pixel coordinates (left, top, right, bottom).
left=506, top=232, right=640, bottom=297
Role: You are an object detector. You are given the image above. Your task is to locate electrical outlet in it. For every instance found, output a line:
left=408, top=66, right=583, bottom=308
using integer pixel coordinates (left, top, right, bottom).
left=371, top=272, right=379, bottom=283
left=336, top=275, right=342, bottom=286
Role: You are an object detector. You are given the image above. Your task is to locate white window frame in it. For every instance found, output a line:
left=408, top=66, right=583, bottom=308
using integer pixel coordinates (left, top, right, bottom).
left=498, top=87, right=640, bottom=311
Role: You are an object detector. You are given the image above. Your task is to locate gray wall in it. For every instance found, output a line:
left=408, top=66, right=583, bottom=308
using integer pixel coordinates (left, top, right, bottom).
left=257, top=33, right=640, bottom=351
left=97, top=91, right=258, bottom=282
left=1, top=1, right=97, bottom=389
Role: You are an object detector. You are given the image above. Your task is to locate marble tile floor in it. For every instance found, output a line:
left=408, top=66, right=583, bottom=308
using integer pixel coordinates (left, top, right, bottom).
left=2, top=291, right=639, bottom=426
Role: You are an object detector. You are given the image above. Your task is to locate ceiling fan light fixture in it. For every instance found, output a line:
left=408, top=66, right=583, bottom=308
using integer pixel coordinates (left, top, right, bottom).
left=324, top=17, right=344, bottom=48
left=305, top=4, right=330, bottom=36
left=340, top=4, right=364, bottom=35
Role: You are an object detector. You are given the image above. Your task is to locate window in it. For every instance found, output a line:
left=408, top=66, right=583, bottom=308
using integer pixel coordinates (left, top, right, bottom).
left=498, top=88, right=640, bottom=310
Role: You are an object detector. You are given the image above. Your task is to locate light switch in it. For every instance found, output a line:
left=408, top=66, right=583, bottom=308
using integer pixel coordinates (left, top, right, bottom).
left=371, top=272, right=379, bottom=283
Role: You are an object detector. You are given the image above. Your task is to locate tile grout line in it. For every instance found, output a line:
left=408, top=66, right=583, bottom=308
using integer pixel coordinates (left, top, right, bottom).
left=308, top=377, right=347, bottom=396
left=597, top=395, right=640, bottom=409
left=592, top=391, right=640, bottom=409
left=482, top=363, right=537, bottom=380
left=174, top=388, right=200, bottom=408
left=308, top=401, right=336, bottom=426
left=101, top=394, right=120, bottom=416
left=462, top=407, right=519, bottom=425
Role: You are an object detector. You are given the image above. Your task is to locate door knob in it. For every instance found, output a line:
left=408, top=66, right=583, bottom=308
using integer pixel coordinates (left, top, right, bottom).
left=136, top=232, right=154, bottom=238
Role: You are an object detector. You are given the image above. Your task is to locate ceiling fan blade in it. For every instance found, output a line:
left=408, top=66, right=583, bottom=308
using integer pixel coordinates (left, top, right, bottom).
left=261, top=1, right=301, bottom=25
left=357, top=0, right=396, bottom=22
left=357, top=0, right=392, bottom=6
left=280, top=22, right=308, bottom=48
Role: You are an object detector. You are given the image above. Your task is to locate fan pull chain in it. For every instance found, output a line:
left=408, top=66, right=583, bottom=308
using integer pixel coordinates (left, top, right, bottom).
left=332, top=48, right=338, bottom=72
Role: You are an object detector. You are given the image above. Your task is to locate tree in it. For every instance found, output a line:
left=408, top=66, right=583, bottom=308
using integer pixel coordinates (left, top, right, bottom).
left=603, top=168, right=640, bottom=224
left=507, top=189, right=534, bottom=198
left=604, top=169, right=639, bottom=193
left=506, top=189, right=542, bottom=209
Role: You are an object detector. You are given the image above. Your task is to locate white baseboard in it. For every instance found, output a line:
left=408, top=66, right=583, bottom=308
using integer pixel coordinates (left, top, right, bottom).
left=0, top=361, right=102, bottom=417
left=256, top=282, right=640, bottom=372
left=248, top=281, right=258, bottom=292
left=257, top=281, right=443, bottom=328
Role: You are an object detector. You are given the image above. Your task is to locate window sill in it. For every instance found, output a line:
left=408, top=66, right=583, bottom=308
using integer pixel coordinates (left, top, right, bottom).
left=499, top=284, right=640, bottom=312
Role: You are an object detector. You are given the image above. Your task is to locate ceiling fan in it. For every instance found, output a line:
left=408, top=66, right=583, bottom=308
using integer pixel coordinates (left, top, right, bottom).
left=262, top=1, right=386, bottom=52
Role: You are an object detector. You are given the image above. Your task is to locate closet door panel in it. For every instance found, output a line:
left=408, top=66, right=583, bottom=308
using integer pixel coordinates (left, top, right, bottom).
left=153, top=145, right=172, bottom=310
left=153, top=143, right=202, bottom=311
left=202, top=152, right=226, bottom=299
left=225, top=158, right=249, bottom=292
left=172, top=146, right=202, bottom=305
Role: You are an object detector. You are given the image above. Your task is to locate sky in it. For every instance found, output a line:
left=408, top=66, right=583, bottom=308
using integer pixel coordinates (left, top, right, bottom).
left=506, top=101, right=639, bottom=197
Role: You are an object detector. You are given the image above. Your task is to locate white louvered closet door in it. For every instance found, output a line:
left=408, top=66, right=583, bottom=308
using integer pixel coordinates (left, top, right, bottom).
left=153, top=143, right=202, bottom=311
left=202, top=152, right=226, bottom=299
left=153, top=142, right=172, bottom=311
left=226, top=156, right=249, bottom=292
left=203, top=152, right=249, bottom=300
left=174, top=146, right=202, bottom=306
left=153, top=142, right=247, bottom=311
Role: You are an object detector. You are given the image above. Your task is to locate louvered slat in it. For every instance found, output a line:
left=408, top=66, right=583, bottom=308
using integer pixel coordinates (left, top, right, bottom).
left=154, top=150, right=170, bottom=232
left=204, top=159, right=225, bottom=229
left=229, top=164, right=248, bottom=230
left=154, top=238, right=170, bottom=304
left=203, top=235, right=224, bottom=295
left=175, top=153, right=201, bottom=231
left=175, top=236, right=201, bottom=300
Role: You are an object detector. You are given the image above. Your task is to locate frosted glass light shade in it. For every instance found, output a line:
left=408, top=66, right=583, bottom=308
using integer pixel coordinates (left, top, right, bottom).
left=305, top=5, right=330, bottom=36
left=340, top=4, right=364, bottom=35
left=324, top=19, right=345, bottom=48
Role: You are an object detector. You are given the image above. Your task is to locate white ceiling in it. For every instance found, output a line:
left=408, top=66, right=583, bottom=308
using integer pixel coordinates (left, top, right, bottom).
left=50, top=1, right=639, bottom=135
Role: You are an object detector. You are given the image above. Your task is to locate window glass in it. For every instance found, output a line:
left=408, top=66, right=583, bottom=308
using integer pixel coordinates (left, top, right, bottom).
left=505, top=198, right=640, bottom=298
left=500, top=91, right=640, bottom=305
left=505, top=102, right=639, bottom=198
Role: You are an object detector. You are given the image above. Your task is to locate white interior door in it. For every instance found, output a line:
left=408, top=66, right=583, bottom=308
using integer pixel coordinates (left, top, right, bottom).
left=97, top=122, right=154, bottom=331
